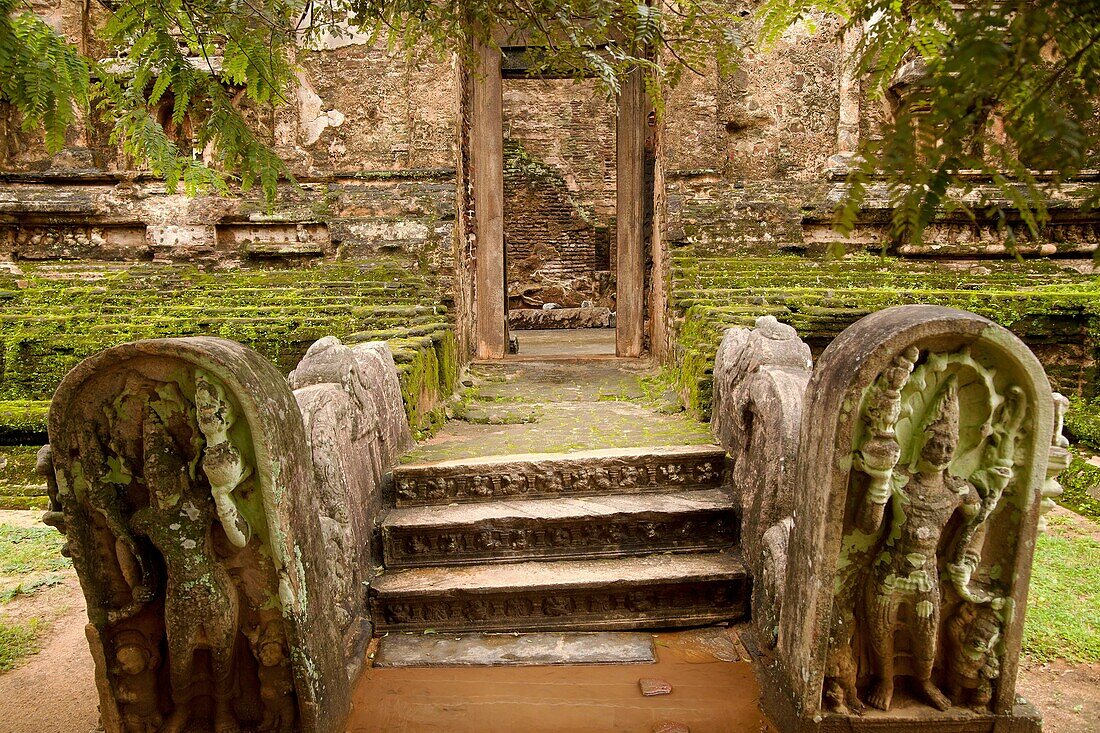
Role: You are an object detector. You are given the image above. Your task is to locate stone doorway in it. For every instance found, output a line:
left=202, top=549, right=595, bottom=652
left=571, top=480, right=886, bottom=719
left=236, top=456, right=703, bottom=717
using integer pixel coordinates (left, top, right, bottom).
left=501, top=71, right=616, bottom=357
left=465, top=42, right=651, bottom=359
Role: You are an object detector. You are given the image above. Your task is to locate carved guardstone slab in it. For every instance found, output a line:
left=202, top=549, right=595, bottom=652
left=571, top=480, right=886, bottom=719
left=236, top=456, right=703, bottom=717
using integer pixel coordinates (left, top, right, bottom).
left=760, top=306, right=1062, bottom=733
left=43, top=338, right=356, bottom=733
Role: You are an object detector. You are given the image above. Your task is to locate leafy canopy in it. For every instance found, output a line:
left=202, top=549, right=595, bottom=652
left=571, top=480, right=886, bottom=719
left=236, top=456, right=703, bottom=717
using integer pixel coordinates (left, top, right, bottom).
left=0, top=0, right=1096, bottom=241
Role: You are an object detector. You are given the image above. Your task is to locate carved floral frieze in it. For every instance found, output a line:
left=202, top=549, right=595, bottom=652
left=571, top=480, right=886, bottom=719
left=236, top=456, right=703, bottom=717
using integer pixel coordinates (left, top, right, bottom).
left=394, top=458, right=722, bottom=505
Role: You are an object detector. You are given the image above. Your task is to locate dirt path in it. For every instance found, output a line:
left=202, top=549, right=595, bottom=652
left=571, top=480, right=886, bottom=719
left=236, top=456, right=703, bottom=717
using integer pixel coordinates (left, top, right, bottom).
left=0, top=584, right=98, bottom=733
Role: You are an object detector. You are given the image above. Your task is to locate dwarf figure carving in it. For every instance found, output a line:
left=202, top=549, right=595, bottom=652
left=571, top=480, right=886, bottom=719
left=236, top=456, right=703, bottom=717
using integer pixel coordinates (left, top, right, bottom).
left=945, top=602, right=1002, bottom=710
left=252, top=623, right=297, bottom=733
left=112, top=630, right=163, bottom=733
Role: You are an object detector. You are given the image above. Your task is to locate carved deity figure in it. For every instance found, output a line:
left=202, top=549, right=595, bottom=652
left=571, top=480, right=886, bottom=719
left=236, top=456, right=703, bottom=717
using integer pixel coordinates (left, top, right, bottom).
left=844, top=351, right=1023, bottom=715
left=131, top=406, right=241, bottom=733
left=858, top=377, right=977, bottom=711
left=252, top=624, right=296, bottom=732
left=195, top=371, right=253, bottom=548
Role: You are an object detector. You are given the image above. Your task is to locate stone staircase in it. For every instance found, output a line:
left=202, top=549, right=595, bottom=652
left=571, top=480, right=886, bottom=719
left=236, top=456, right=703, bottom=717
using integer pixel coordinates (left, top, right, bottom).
left=369, top=445, right=750, bottom=633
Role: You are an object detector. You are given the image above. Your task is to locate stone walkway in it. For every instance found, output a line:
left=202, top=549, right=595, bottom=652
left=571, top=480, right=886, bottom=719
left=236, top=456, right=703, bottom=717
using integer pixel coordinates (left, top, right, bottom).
left=405, top=358, right=713, bottom=463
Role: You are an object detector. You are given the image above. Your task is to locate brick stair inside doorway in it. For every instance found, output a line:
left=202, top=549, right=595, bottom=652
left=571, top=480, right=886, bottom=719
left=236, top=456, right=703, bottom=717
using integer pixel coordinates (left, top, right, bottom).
left=369, top=445, right=750, bottom=633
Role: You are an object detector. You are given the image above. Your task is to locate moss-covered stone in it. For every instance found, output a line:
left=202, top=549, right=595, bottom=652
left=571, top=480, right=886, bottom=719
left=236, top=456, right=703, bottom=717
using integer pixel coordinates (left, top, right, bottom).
left=0, top=445, right=46, bottom=510
left=0, top=259, right=462, bottom=444
left=1067, top=398, right=1100, bottom=453
left=1059, top=454, right=1100, bottom=524
left=668, top=254, right=1100, bottom=418
left=0, top=401, right=49, bottom=443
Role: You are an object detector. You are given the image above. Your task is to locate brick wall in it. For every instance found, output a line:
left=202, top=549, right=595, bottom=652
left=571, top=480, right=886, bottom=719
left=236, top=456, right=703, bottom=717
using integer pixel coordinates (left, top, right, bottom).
left=501, top=78, right=617, bottom=309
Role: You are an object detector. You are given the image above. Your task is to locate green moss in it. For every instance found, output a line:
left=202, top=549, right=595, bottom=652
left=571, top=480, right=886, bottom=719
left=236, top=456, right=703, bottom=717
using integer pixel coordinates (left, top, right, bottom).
left=1060, top=454, right=1100, bottom=523
left=0, top=401, right=50, bottom=444
left=1066, top=398, right=1100, bottom=453
left=0, top=259, right=462, bottom=438
left=0, top=446, right=45, bottom=510
left=668, top=254, right=1100, bottom=417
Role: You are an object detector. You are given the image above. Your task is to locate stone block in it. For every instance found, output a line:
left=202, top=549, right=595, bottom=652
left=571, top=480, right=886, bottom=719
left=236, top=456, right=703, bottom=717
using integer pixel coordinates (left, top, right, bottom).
left=508, top=306, right=613, bottom=329
left=146, top=224, right=218, bottom=261
left=762, top=305, right=1069, bottom=732
left=373, top=631, right=656, bottom=667
left=392, top=445, right=726, bottom=506
left=43, top=337, right=361, bottom=733
left=370, top=553, right=750, bottom=633
left=381, top=488, right=738, bottom=567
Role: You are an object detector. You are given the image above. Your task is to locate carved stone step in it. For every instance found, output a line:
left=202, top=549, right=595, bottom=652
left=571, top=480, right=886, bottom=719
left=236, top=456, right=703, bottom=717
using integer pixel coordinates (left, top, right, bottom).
left=369, top=552, right=750, bottom=633
left=392, top=445, right=727, bottom=507
left=381, top=489, right=739, bottom=568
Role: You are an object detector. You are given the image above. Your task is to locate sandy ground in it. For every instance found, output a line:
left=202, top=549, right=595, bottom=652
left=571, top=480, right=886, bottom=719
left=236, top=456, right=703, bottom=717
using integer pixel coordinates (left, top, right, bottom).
left=0, top=580, right=99, bottom=733
left=1, top=497, right=1096, bottom=732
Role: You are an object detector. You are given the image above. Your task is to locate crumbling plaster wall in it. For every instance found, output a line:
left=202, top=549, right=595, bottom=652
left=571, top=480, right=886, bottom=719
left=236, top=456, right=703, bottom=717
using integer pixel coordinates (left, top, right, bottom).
left=275, top=42, right=457, bottom=175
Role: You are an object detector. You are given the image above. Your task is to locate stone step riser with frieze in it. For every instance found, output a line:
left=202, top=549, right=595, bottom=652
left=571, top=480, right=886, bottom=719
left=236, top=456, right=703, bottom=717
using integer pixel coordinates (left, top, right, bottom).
left=391, top=445, right=727, bottom=507
left=369, top=553, right=751, bottom=633
left=381, top=488, right=739, bottom=568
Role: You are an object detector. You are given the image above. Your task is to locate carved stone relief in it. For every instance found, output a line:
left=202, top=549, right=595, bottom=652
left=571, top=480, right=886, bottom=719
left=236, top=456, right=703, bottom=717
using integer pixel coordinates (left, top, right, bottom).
left=375, top=579, right=749, bottom=633
left=824, top=346, right=1029, bottom=714
left=393, top=456, right=721, bottom=505
left=44, top=338, right=353, bottom=733
left=384, top=512, right=737, bottom=567
left=766, top=306, right=1065, bottom=732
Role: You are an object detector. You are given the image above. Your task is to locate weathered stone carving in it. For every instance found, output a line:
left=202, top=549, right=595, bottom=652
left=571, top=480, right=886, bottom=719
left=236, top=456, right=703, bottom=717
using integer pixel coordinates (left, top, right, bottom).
left=43, top=337, right=358, bottom=733
left=384, top=513, right=736, bottom=567
left=943, top=601, right=1002, bottom=710
left=375, top=580, right=749, bottom=632
left=763, top=305, right=1066, bottom=732
left=393, top=450, right=722, bottom=505
left=112, top=629, right=163, bottom=733
left=289, top=336, right=412, bottom=675
left=711, top=315, right=812, bottom=647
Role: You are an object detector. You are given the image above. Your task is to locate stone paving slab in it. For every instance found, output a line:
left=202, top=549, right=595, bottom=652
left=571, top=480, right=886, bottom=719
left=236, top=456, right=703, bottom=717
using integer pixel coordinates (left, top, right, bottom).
left=373, top=631, right=656, bottom=667
left=404, top=359, right=712, bottom=463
